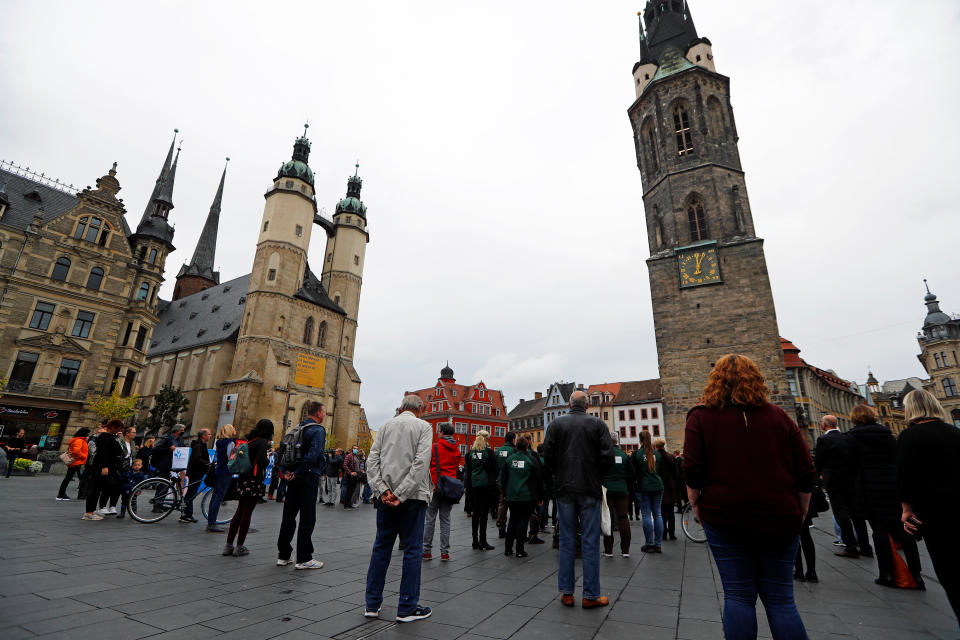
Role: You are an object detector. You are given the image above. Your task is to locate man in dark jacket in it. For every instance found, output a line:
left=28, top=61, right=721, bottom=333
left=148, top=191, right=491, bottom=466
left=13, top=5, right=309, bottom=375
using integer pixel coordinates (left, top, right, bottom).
left=181, top=429, right=212, bottom=523
left=814, top=415, right=871, bottom=557
left=322, top=448, right=344, bottom=506
left=542, top=390, right=615, bottom=609
left=341, top=446, right=361, bottom=509
left=276, top=401, right=327, bottom=569
left=152, top=424, right=185, bottom=479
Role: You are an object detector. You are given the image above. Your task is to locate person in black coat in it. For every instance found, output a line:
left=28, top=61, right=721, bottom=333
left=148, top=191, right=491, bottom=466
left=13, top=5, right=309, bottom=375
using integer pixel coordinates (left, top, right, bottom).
left=899, top=390, right=960, bottom=626
left=181, top=429, right=212, bottom=523
left=815, top=415, right=871, bottom=557
left=82, top=420, right=125, bottom=520
left=847, top=404, right=922, bottom=589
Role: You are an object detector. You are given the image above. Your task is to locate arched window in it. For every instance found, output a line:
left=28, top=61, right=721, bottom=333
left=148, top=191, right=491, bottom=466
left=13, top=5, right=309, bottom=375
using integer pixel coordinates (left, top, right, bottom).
left=641, top=117, right=658, bottom=172
left=51, top=257, right=71, bottom=282
left=943, top=377, right=958, bottom=397
left=86, top=267, right=104, bottom=290
left=673, top=104, right=693, bottom=156
left=136, top=282, right=150, bottom=301
left=318, top=320, right=327, bottom=348
left=303, top=317, right=314, bottom=345
left=687, top=200, right=708, bottom=241
left=147, top=248, right=158, bottom=265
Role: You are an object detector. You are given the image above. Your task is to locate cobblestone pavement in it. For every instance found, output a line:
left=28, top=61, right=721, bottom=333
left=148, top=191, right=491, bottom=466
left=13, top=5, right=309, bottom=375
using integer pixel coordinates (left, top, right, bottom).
left=0, top=476, right=956, bottom=639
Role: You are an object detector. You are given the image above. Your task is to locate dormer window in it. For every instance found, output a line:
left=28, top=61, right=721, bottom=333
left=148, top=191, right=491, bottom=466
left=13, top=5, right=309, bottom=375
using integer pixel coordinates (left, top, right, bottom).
left=74, top=216, right=110, bottom=244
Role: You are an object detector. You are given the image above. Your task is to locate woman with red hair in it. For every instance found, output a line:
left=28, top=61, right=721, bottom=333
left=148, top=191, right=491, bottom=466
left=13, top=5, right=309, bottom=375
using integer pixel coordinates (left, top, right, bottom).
left=683, top=354, right=814, bottom=640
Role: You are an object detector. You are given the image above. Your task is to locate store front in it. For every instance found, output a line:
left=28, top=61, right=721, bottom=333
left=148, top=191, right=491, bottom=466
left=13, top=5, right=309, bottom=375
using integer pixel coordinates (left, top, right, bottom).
left=0, top=405, right=72, bottom=450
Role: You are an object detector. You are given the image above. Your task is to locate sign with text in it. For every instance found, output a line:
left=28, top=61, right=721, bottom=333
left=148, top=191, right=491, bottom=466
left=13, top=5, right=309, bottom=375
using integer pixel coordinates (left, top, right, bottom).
left=294, top=353, right=326, bottom=389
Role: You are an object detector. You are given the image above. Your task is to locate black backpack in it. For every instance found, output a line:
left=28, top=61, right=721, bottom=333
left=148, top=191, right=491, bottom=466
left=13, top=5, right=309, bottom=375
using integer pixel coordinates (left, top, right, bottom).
left=276, top=420, right=318, bottom=471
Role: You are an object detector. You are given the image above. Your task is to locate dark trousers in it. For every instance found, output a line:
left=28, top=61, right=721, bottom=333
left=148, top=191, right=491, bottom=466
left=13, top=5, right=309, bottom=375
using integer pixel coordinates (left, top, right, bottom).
left=85, top=474, right=113, bottom=513
left=99, top=478, right=120, bottom=509
left=795, top=520, right=816, bottom=575
left=227, top=497, right=258, bottom=546
left=468, top=486, right=493, bottom=544
left=830, top=492, right=870, bottom=553
left=58, top=466, right=83, bottom=498
left=277, top=474, right=320, bottom=563
left=923, top=520, right=960, bottom=625
left=870, top=518, right=921, bottom=580
left=506, top=500, right=534, bottom=554
left=603, top=492, right=632, bottom=554
left=342, top=474, right=358, bottom=507
left=662, top=500, right=676, bottom=537
left=496, top=490, right=509, bottom=530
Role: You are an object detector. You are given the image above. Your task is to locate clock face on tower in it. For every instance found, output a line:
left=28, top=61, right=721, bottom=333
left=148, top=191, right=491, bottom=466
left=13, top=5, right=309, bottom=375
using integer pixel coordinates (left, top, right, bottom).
left=676, top=243, right=722, bottom=288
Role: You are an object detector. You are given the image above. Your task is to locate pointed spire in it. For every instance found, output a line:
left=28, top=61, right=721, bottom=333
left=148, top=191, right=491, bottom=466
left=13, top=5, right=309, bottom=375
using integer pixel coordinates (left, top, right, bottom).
left=156, top=142, right=180, bottom=210
left=134, top=129, right=179, bottom=247
left=178, top=158, right=227, bottom=286
left=140, top=129, right=178, bottom=222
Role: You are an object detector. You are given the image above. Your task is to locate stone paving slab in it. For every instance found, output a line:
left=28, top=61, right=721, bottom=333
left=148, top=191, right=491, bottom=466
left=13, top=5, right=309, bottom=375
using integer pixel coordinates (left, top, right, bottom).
left=0, top=475, right=957, bottom=639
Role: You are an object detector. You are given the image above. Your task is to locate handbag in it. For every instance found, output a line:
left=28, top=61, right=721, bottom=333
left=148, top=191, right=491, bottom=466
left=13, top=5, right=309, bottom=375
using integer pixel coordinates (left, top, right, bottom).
left=203, top=459, right=217, bottom=487
left=812, top=483, right=829, bottom=513
left=600, top=486, right=612, bottom=537
left=433, top=443, right=465, bottom=504
left=60, top=451, right=75, bottom=466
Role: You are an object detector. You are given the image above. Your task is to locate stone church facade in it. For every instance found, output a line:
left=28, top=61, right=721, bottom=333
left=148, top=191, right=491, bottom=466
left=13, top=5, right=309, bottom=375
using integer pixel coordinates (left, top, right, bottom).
left=628, top=1, right=791, bottom=444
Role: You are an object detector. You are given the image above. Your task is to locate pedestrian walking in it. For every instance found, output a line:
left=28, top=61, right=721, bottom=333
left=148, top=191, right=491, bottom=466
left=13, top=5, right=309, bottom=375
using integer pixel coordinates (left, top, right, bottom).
left=631, top=430, right=664, bottom=553
left=794, top=482, right=819, bottom=583
left=683, top=354, right=813, bottom=640
left=181, top=428, right=212, bottom=523
left=342, top=445, right=361, bottom=509
left=899, top=389, right=960, bottom=627
left=364, top=395, right=433, bottom=623
left=100, top=426, right=137, bottom=515
left=82, top=420, right=125, bottom=521
left=847, top=403, right=923, bottom=589
left=542, top=390, right=615, bottom=609
left=464, top=429, right=497, bottom=550
left=602, top=432, right=633, bottom=557
left=56, top=428, right=90, bottom=500
left=815, top=415, right=871, bottom=558
left=152, top=424, right=185, bottom=480
left=655, top=437, right=679, bottom=541
left=206, top=424, right=237, bottom=532
left=422, top=423, right=460, bottom=562
left=494, top=432, right=517, bottom=538
left=275, top=401, right=328, bottom=570
left=224, top=419, right=271, bottom=557
left=321, top=448, right=343, bottom=505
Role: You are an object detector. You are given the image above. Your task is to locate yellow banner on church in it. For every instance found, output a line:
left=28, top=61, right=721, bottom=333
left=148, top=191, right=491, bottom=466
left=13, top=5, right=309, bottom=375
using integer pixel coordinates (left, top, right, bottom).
left=295, top=353, right=326, bottom=388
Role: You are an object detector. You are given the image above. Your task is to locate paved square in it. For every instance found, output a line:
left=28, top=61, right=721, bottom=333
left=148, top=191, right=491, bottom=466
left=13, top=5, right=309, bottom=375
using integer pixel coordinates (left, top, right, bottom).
left=0, top=476, right=956, bottom=639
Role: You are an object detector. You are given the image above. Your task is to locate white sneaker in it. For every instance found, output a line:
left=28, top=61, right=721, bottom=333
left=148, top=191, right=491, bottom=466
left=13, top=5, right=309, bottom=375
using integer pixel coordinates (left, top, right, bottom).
left=294, top=559, right=324, bottom=570
left=602, top=553, right=614, bottom=557
left=108, top=506, right=118, bottom=515
left=82, top=513, right=104, bottom=521
left=622, top=553, right=630, bottom=558
left=277, top=558, right=293, bottom=566
left=96, top=508, right=109, bottom=515
left=364, top=607, right=381, bottom=618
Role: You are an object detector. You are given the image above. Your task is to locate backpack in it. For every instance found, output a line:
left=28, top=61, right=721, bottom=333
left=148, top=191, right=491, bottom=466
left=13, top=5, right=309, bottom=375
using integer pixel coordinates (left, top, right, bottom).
left=276, top=420, right=317, bottom=471
left=227, top=440, right=252, bottom=475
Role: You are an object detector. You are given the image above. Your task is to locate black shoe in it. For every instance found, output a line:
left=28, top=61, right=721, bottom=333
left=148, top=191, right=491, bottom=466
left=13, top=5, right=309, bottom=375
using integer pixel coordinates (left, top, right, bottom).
left=528, top=536, right=545, bottom=545
left=794, top=570, right=806, bottom=582
left=504, top=549, right=513, bottom=556
left=472, top=541, right=481, bottom=550
left=875, top=577, right=896, bottom=588
left=911, top=575, right=926, bottom=591
left=552, top=537, right=559, bottom=549
left=859, top=549, right=874, bottom=558
left=179, top=515, right=197, bottom=523
left=516, top=550, right=528, bottom=558
left=498, top=529, right=506, bottom=539
left=480, top=542, right=495, bottom=551
left=396, top=606, right=432, bottom=623
left=805, top=571, right=818, bottom=583
left=207, top=525, right=226, bottom=533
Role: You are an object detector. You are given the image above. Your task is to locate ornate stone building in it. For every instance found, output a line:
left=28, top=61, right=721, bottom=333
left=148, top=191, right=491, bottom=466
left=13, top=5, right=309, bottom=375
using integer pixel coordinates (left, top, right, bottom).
left=0, top=132, right=180, bottom=449
left=866, top=374, right=924, bottom=436
left=139, top=129, right=369, bottom=446
left=628, top=1, right=791, bottom=444
left=915, top=284, right=960, bottom=426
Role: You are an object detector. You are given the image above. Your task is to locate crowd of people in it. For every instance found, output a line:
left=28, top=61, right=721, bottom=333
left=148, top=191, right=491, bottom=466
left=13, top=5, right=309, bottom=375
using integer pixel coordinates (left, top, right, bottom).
left=7, top=352, right=958, bottom=636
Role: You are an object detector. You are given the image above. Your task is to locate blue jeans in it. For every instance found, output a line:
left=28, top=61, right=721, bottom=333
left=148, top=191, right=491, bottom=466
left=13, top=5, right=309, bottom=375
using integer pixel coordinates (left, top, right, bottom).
left=636, top=491, right=663, bottom=546
left=365, top=499, right=427, bottom=616
left=704, top=522, right=808, bottom=640
left=206, top=472, right=233, bottom=526
left=557, top=495, right=602, bottom=600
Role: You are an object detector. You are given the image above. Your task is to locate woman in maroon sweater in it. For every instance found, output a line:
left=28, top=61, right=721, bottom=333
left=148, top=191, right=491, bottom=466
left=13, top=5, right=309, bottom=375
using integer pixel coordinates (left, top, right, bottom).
left=683, top=354, right=814, bottom=640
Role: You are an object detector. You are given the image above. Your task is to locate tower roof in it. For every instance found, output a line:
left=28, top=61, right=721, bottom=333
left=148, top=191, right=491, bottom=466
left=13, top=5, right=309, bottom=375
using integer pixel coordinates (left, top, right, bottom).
left=134, top=129, right=179, bottom=247
left=640, top=0, right=700, bottom=61
left=276, top=124, right=314, bottom=187
left=178, top=158, right=227, bottom=284
left=440, top=362, right=454, bottom=380
left=922, top=281, right=951, bottom=327
left=335, top=163, right=367, bottom=218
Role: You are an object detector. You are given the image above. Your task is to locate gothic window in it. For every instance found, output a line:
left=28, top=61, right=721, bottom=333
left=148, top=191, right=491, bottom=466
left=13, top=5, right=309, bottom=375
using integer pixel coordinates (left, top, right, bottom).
left=673, top=104, right=693, bottom=156
left=136, top=282, right=150, bottom=301
left=304, top=317, right=314, bottom=345
left=687, top=200, right=708, bottom=241
left=51, top=256, right=71, bottom=282
left=943, top=377, right=959, bottom=397
left=318, top=320, right=327, bottom=348
left=29, top=301, right=55, bottom=330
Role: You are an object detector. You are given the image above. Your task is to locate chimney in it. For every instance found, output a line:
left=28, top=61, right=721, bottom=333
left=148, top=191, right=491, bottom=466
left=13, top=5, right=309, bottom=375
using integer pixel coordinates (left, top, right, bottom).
left=534, top=392, right=543, bottom=399
left=519, top=399, right=525, bottom=404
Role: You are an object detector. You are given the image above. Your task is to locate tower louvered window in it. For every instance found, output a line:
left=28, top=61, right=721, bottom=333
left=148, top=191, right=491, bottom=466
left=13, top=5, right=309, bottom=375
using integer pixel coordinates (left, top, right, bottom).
left=673, top=105, right=693, bottom=156
left=687, top=201, right=708, bottom=241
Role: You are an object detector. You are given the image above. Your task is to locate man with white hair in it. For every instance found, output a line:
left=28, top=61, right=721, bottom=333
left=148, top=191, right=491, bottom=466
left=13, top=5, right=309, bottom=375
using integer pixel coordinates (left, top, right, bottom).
left=364, top=394, right=434, bottom=623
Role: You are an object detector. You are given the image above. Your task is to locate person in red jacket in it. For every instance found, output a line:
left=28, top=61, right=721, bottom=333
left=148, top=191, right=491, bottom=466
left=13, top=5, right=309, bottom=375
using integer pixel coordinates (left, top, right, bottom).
left=683, top=354, right=814, bottom=640
left=56, top=428, right=90, bottom=500
left=422, top=422, right=460, bottom=561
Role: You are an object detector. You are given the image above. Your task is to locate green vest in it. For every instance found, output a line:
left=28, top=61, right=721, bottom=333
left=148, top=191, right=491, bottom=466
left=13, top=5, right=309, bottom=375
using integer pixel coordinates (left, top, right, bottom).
left=603, top=447, right=632, bottom=495
left=468, top=447, right=494, bottom=487
left=502, top=451, right=537, bottom=502
left=495, top=444, right=516, bottom=483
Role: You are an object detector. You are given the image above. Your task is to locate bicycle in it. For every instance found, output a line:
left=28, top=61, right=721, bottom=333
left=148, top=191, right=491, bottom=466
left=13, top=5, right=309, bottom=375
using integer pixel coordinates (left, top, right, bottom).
left=680, top=502, right=707, bottom=543
left=128, top=472, right=237, bottom=525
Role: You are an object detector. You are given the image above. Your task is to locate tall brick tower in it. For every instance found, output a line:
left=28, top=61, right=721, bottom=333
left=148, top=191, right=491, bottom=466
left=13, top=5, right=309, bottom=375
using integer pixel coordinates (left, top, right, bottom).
left=627, top=2, right=791, bottom=445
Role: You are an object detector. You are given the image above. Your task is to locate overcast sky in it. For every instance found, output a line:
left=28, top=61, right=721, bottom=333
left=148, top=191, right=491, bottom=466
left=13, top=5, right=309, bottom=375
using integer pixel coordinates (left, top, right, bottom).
left=2, top=1, right=958, bottom=430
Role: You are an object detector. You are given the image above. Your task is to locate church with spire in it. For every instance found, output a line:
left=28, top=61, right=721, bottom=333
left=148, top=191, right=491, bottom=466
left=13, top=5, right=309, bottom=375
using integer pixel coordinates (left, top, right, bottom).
left=138, top=126, right=370, bottom=446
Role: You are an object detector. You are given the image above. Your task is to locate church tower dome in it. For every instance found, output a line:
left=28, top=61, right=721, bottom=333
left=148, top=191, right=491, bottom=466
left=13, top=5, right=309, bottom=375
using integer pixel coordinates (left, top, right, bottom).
left=276, top=126, right=315, bottom=187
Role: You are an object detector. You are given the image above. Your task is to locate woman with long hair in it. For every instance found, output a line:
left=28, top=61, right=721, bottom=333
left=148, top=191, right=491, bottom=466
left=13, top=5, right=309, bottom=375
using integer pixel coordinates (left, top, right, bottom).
left=683, top=354, right=813, bottom=640
left=206, top=424, right=237, bottom=532
left=899, top=389, right=960, bottom=625
left=631, top=429, right=664, bottom=553
left=464, top=429, right=497, bottom=550
left=224, top=419, right=271, bottom=557
left=56, top=427, right=90, bottom=500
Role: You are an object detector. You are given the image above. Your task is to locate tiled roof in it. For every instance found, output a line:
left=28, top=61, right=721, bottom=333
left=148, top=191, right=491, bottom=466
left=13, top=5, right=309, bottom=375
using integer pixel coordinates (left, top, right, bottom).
left=148, top=273, right=250, bottom=356
left=406, top=378, right=508, bottom=421
left=508, top=396, right=547, bottom=419
left=781, top=337, right=859, bottom=394
left=586, top=383, right=622, bottom=399
left=295, top=263, right=346, bottom=315
left=613, top=379, right=662, bottom=405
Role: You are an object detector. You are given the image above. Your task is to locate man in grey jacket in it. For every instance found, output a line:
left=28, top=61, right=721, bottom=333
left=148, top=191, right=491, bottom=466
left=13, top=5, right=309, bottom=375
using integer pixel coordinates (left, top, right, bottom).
left=364, top=394, right=434, bottom=623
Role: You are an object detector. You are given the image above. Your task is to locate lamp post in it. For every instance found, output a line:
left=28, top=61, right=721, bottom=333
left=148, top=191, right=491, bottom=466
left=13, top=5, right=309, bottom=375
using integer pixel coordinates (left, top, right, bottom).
left=283, top=391, right=298, bottom=433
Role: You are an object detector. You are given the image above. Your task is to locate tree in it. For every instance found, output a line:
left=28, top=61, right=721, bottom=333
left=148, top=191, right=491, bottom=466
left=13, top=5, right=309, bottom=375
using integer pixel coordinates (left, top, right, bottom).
left=325, top=431, right=340, bottom=452
left=146, top=385, right=190, bottom=433
left=87, top=389, right=140, bottom=421
left=357, top=433, right=373, bottom=457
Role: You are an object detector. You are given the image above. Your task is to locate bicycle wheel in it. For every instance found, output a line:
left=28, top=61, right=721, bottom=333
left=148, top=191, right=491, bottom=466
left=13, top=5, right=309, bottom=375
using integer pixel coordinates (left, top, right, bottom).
left=681, top=504, right=707, bottom=543
left=129, top=478, right=178, bottom=523
left=200, top=487, right=237, bottom=525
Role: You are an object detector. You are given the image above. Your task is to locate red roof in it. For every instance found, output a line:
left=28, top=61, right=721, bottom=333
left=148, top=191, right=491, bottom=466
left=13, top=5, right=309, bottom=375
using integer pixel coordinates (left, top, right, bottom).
left=780, top=336, right=855, bottom=393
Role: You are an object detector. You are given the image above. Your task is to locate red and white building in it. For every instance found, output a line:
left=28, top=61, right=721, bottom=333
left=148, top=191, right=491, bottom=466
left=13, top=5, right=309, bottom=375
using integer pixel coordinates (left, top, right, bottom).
left=404, top=363, right=508, bottom=460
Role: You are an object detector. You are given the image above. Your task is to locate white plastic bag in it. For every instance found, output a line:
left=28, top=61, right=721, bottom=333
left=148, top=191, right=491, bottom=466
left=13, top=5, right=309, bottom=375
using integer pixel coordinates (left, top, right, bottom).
left=600, top=486, right=612, bottom=537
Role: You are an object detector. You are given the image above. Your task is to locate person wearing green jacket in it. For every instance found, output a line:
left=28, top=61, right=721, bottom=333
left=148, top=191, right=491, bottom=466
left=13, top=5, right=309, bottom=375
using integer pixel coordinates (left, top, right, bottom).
left=631, top=430, right=665, bottom=553
left=498, top=435, right=543, bottom=558
left=602, top=433, right=634, bottom=557
left=494, top=432, right=517, bottom=538
left=464, top=430, right=497, bottom=550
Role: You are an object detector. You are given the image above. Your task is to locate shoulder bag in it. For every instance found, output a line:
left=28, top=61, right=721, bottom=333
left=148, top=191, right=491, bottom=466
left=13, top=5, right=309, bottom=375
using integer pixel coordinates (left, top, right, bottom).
left=433, top=443, right=465, bottom=504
